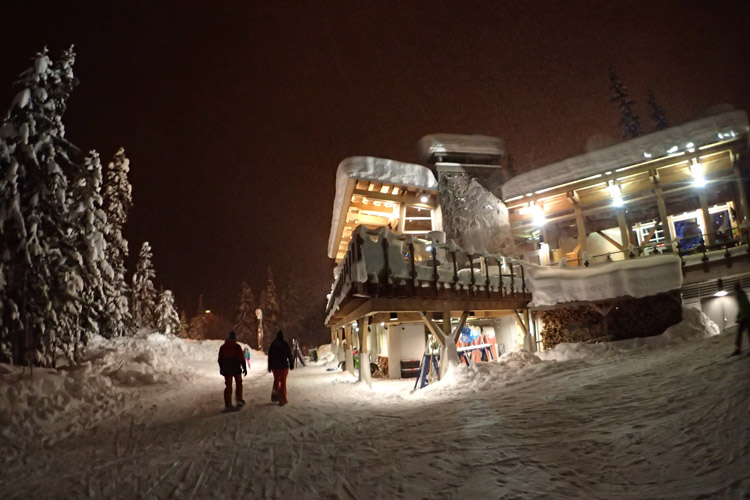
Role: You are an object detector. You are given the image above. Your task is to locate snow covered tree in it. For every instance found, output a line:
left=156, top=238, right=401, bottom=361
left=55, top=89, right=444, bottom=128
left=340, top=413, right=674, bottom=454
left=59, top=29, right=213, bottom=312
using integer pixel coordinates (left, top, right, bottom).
left=259, top=266, right=279, bottom=353
left=0, top=47, right=89, bottom=366
left=70, top=150, right=114, bottom=340
left=102, top=147, right=134, bottom=336
left=178, top=311, right=190, bottom=338
left=155, top=290, right=180, bottom=335
left=131, top=241, right=158, bottom=330
left=647, top=90, right=669, bottom=131
left=234, top=281, right=257, bottom=348
left=609, top=68, right=642, bottom=139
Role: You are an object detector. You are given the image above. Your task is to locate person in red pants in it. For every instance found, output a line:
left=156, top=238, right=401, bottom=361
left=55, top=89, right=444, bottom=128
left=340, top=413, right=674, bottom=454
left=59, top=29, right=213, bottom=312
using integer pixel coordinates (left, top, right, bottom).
left=218, top=331, right=247, bottom=410
left=267, top=330, right=294, bottom=406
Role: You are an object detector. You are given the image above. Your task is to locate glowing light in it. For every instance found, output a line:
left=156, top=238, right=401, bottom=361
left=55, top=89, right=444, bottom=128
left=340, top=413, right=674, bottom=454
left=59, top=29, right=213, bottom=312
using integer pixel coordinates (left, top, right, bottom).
left=714, top=290, right=728, bottom=297
left=531, top=204, right=546, bottom=227
left=686, top=142, right=695, bottom=153
left=643, top=152, right=652, bottom=158
left=419, top=194, right=429, bottom=203
left=667, top=145, right=679, bottom=154
left=607, top=182, right=624, bottom=206
left=690, top=160, right=705, bottom=188
left=205, top=309, right=211, bottom=314
left=425, top=245, right=433, bottom=252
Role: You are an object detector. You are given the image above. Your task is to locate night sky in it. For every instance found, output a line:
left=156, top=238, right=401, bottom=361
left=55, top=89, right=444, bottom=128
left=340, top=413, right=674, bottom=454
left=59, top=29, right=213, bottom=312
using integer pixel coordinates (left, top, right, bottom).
left=1, top=1, right=748, bottom=319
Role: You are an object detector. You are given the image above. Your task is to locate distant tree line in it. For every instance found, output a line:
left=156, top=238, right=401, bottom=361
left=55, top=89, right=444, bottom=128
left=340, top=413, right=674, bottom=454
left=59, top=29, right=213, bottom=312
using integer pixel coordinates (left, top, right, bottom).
left=609, top=67, right=669, bottom=139
left=0, top=47, right=179, bottom=367
left=181, top=266, right=327, bottom=352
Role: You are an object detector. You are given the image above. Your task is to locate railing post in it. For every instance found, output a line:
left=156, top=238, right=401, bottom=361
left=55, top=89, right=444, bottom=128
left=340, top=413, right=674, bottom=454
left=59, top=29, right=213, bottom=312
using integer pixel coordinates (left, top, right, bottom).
left=468, top=253, right=476, bottom=295
left=408, top=241, right=416, bottom=295
left=520, top=263, right=526, bottom=294
left=509, top=261, right=515, bottom=295
left=484, top=256, right=491, bottom=298
left=431, top=245, right=439, bottom=296
left=382, top=236, right=390, bottom=296
left=700, top=237, right=709, bottom=263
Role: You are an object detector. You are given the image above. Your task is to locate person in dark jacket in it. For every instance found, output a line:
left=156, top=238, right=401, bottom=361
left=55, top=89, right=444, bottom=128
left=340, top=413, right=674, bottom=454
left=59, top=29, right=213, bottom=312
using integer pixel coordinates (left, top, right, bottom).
left=218, top=331, right=247, bottom=409
left=732, top=283, right=750, bottom=356
left=267, top=330, right=294, bottom=406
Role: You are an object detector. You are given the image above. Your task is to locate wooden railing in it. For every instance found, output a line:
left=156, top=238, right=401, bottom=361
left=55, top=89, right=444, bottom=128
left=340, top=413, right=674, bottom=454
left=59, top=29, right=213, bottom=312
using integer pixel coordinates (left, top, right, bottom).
left=325, top=226, right=528, bottom=322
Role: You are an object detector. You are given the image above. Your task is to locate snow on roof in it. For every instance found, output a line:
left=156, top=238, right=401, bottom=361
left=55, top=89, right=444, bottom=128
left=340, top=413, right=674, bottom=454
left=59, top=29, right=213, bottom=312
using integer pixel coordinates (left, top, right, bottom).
left=526, top=254, right=683, bottom=307
left=327, top=156, right=438, bottom=259
left=418, top=134, right=506, bottom=160
left=502, top=110, right=749, bottom=200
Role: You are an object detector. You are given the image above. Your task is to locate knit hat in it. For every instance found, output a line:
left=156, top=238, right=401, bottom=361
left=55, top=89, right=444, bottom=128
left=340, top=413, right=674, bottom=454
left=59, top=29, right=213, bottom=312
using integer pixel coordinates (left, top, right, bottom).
left=228, top=331, right=238, bottom=340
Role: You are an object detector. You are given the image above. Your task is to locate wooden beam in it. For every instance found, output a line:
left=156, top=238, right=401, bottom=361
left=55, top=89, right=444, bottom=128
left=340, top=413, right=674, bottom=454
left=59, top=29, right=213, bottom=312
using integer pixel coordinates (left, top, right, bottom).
left=596, top=230, right=623, bottom=251
left=513, top=309, right=529, bottom=337
left=419, top=312, right=446, bottom=348
left=574, top=202, right=588, bottom=254
left=653, top=178, right=673, bottom=242
left=451, top=311, right=470, bottom=342
left=617, top=209, right=631, bottom=257
left=353, top=189, right=436, bottom=207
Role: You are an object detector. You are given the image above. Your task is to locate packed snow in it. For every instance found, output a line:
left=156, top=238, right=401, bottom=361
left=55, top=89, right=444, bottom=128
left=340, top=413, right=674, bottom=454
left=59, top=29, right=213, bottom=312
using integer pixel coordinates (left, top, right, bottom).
left=502, top=110, right=750, bottom=200
left=525, top=254, right=683, bottom=307
left=328, top=156, right=438, bottom=258
left=1, top=308, right=749, bottom=498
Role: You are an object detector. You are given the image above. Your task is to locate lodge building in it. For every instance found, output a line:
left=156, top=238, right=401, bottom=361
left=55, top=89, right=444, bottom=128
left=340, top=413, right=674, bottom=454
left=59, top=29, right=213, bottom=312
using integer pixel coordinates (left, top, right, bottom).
left=324, top=110, right=750, bottom=383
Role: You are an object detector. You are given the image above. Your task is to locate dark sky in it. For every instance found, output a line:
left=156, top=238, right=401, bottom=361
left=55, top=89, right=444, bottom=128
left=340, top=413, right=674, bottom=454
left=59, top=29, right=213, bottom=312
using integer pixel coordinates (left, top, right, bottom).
left=1, top=1, right=748, bottom=318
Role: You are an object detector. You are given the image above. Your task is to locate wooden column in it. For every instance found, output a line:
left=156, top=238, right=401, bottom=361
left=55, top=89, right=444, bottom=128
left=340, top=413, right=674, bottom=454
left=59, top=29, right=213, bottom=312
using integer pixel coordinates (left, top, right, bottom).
left=574, top=203, right=588, bottom=257
left=698, top=191, right=713, bottom=246
left=344, top=323, right=354, bottom=375
left=616, top=209, right=631, bottom=258
left=733, top=157, right=749, bottom=224
left=442, top=309, right=452, bottom=342
left=357, top=317, right=368, bottom=354
left=654, top=185, right=672, bottom=243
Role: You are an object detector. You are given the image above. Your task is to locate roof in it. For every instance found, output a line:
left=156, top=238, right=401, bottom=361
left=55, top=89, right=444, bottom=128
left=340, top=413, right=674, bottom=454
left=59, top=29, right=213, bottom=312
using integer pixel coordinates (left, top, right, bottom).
left=502, top=110, right=750, bottom=200
left=418, top=134, right=506, bottom=163
left=327, top=156, right=438, bottom=259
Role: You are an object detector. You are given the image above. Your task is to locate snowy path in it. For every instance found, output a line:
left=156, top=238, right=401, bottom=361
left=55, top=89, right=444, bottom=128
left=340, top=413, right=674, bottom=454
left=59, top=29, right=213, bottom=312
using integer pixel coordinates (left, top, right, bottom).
left=2, top=333, right=749, bottom=499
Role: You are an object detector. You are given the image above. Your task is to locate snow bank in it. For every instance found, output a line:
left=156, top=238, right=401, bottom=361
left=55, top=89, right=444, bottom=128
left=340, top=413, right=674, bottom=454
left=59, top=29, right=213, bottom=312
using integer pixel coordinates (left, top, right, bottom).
left=418, top=133, right=506, bottom=160
left=526, top=254, right=682, bottom=306
left=538, top=306, right=719, bottom=362
left=0, top=332, right=252, bottom=456
left=420, top=307, right=718, bottom=398
left=328, top=156, right=438, bottom=258
left=502, top=110, right=749, bottom=200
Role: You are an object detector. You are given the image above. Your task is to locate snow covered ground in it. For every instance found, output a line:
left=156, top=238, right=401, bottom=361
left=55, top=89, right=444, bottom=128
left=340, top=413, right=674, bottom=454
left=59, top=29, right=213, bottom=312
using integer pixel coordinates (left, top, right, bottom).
left=1, top=310, right=748, bottom=499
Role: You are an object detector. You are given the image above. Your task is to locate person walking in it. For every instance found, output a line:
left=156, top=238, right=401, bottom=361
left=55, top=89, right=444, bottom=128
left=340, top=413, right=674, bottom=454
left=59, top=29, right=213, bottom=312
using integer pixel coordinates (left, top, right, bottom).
left=267, top=330, right=294, bottom=406
left=732, top=283, right=750, bottom=356
left=218, top=331, right=247, bottom=410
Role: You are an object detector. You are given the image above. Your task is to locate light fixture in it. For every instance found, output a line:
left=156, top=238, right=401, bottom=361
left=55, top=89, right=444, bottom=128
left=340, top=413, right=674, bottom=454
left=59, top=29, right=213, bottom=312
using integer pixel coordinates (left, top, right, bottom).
left=690, top=159, right=706, bottom=188
left=425, top=245, right=433, bottom=252
left=607, top=182, right=624, bottom=207
left=667, top=145, right=679, bottom=154
left=205, top=309, right=211, bottom=314
left=420, top=193, right=429, bottom=203
left=715, top=279, right=727, bottom=297
left=686, top=142, right=695, bottom=153
left=531, top=203, right=546, bottom=227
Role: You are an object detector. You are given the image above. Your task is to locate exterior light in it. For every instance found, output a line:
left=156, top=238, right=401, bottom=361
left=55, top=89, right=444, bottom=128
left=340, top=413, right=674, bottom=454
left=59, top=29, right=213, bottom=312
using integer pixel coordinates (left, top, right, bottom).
left=686, top=142, right=695, bottom=153
left=425, top=245, right=433, bottom=252
left=205, top=309, right=211, bottom=314
left=667, top=145, right=679, bottom=154
left=531, top=204, right=546, bottom=227
left=643, top=152, right=652, bottom=158
left=715, top=279, right=727, bottom=297
left=608, top=182, right=624, bottom=207
left=420, top=194, right=429, bottom=203
left=690, top=159, right=705, bottom=187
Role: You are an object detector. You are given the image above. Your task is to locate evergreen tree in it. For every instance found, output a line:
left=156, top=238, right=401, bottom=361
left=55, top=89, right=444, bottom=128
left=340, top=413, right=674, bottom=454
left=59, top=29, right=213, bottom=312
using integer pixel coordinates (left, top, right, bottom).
left=0, top=47, right=87, bottom=366
left=102, top=147, right=134, bottom=336
left=609, top=68, right=642, bottom=139
left=131, top=241, right=157, bottom=330
left=155, top=289, right=180, bottom=335
left=234, top=281, right=257, bottom=348
left=278, top=276, right=303, bottom=340
left=259, top=266, right=279, bottom=353
left=647, top=90, right=669, bottom=131
left=188, top=312, right=207, bottom=340
left=178, top=310, right=190, bottom=338
left=70, top=150, right=113, bottom=339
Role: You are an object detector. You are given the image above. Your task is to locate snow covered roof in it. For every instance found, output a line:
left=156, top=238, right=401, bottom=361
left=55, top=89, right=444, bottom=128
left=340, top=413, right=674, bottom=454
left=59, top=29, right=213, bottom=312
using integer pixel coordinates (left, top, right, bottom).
left=502, top=110, right=749, bottom=200
left=327, top=156, right=438, bottom=259
left=418, top=134, right=506, bottom=162
left=525, top=254, right=683, bottom=307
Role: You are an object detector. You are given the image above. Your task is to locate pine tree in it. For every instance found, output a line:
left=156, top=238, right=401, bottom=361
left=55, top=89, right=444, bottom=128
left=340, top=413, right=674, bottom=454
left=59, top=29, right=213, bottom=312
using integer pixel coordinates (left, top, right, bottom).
left=234, top=281, right=257, bottom=348
left=259, top=266, right=279, bottom=353
left=178, top=310, right=190, bottom=338
left=102, top=147, right=134, bottom=336
left=647, top=90, right=669, bottom=131
left=609, top=68, right=642, bottom=139
left=131, top=241, right=158, bottom=330
left=70, top=150, right=113, bottom=340
left=278, top=276, right=303, bottom=340
left=155, top=290, right=180, bottom=335
left=0, top=47, right=88, bottom=366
